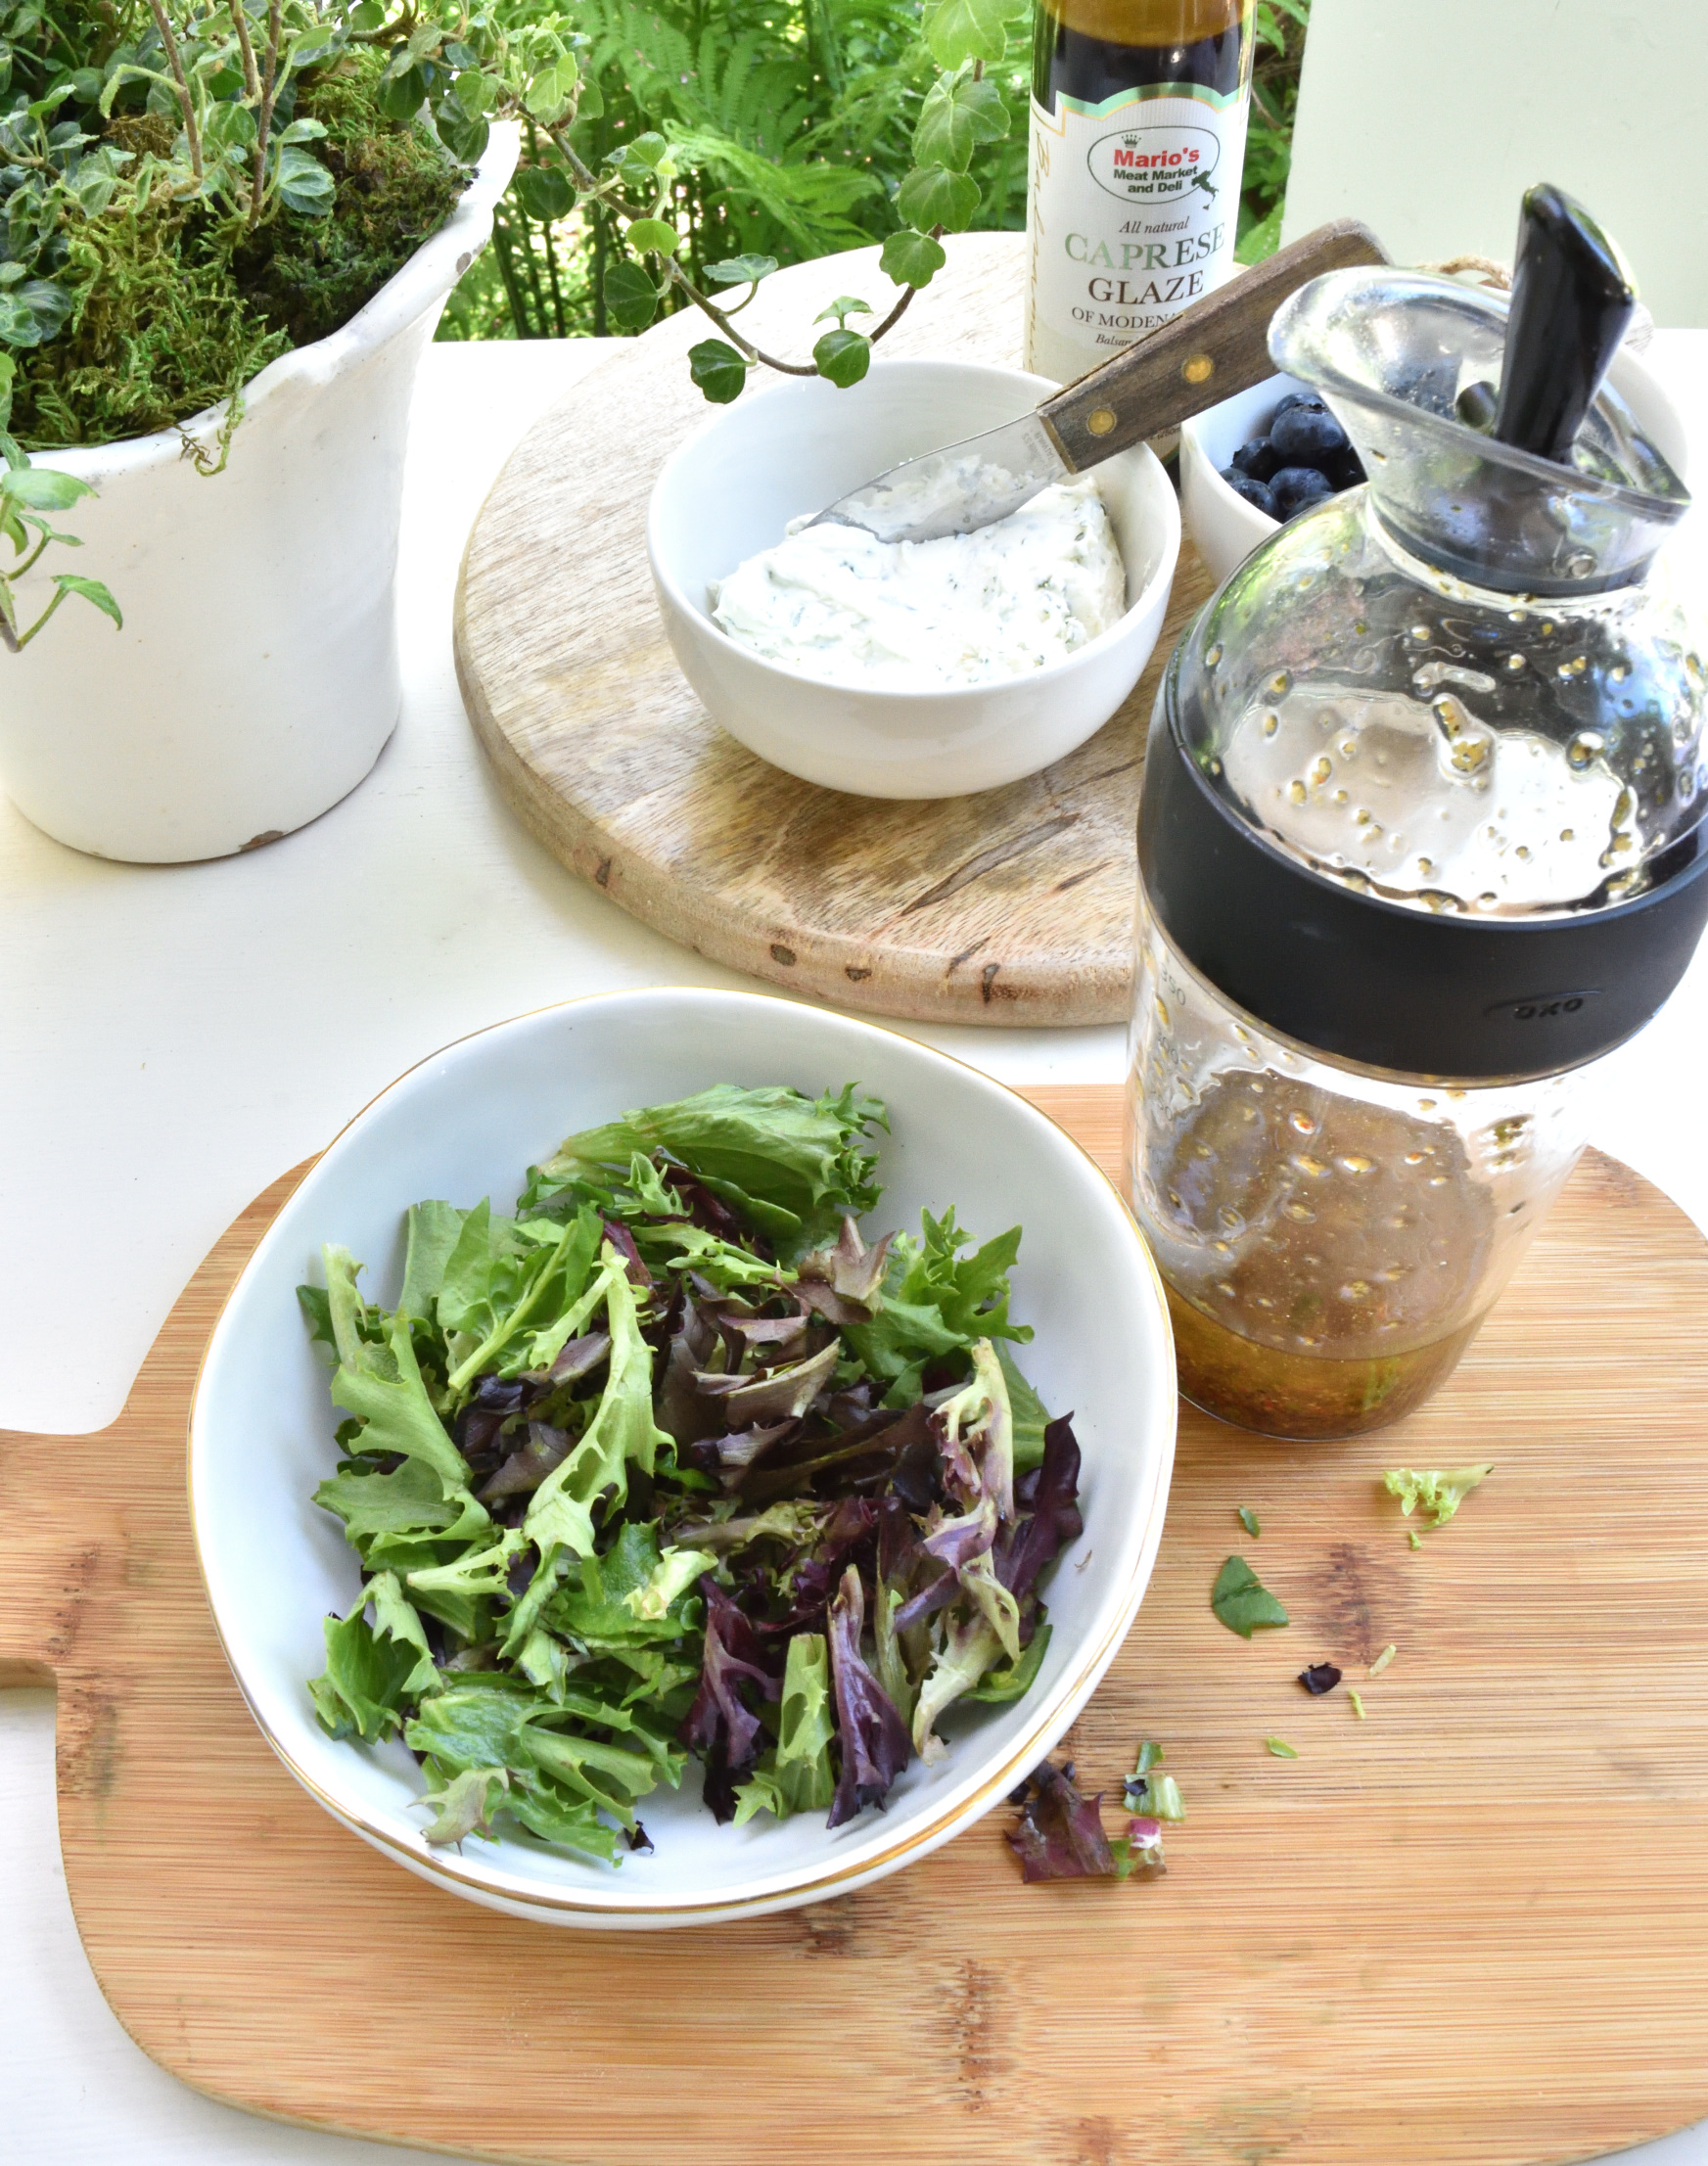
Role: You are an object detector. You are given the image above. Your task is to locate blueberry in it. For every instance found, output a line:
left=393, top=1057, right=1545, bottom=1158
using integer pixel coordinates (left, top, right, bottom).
left=1229, top=435, right=1282, bottom=483
left=1269, top=465, right=1335, bottom=518
left=1271, top=392, right=1324, bottom=420
left=1324, top=442, right=1366, bottom=489
left=1221, top=467, right=1278, bottom=517
left=1270, top=403, right=1350, bottom=467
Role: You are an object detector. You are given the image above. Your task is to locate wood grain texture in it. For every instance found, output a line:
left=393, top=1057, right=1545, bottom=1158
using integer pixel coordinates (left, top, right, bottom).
left=1042, top=219, right=1387, bottom=466
left=453, top=235, right=1215, bottom=1028
left=4, top=1098, right=1708, bottom=2166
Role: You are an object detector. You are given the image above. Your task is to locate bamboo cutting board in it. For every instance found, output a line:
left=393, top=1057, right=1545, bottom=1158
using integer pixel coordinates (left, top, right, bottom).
left=454, top=236, right=1214, bottom=1028
left=5, top=1092, right=1708, bottom=2166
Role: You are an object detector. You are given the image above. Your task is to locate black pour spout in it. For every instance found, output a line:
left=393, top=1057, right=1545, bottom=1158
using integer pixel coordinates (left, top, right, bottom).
left=1492, top=183, right=1637, bottom=464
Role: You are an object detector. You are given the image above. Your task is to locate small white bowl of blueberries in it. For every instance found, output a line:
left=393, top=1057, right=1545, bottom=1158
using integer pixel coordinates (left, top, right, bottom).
left=1178, top=373, right=1365, bottom=586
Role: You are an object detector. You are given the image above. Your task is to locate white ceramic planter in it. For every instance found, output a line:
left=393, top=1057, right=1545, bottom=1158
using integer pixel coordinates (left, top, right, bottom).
left=0, top=124, right=518, bottom=862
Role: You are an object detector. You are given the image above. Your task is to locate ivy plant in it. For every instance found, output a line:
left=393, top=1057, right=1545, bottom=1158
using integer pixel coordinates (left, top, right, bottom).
left=0, top=356, right=117, bottom=650
left=365, top=0, right=1015, bottom=400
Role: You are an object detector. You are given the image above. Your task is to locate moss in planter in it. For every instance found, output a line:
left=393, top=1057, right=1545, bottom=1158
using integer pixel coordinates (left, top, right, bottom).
left=11, top=50, right=466, bottom=450
left=232, top=53, right=467, bottom=350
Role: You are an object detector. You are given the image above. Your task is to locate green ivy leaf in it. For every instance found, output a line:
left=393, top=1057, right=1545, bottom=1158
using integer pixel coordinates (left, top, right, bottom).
left=573, top=77, right=604, bottom=121
left=435, top=99, right=489, bottom=165
left=276, top=144, right=337, bottom=218
left=603, top=258, right=659, bottom=331
left=625, top=215, right=679, bottom=258
left=513, top=164, right=576, bottom=223
left=879, top=228, right=946, bottom=290
left=54, top=572, right=120, bottom=629
left=704, top=253, right=778, bottom=288
left=1211, top=1555, right=1290, bottom=1639
left=374, top=60, right=428, bottom=123
left=348, top=0, right=386, bottom=29
left=813, top=294, right=873, bottom=330
left=454, top=68, right=496, bottom=117
left=524, top=55, right=579, bottom=123
left=0, top=278, right=73, bottom=350
left=896, top=163, right=980, bottom=234
left=812, top=327, right=871, bottom=389
left=688, top=339, right=747, bottom=404
left=3, top=465, right=95, bottom=512
left=912, top=69, right=1009, bottom=174
left=625, top=131, right=669, bottom=169
left=923, top=0, right=1008, bottom=69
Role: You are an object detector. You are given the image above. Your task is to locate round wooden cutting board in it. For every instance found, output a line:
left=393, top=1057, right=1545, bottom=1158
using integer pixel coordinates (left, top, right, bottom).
left=453, top=234, right=1215, bottom=1028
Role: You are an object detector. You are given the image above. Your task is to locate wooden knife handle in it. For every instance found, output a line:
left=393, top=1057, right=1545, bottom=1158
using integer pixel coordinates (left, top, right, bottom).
left=1039, top=217, right=1389, bottom=472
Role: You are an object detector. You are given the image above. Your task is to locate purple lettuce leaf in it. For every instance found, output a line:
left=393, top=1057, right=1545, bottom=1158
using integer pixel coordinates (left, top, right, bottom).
left=995, top=1414, right=1084, bottom=1604
left=682, top=1578, right=781, bottom=1822
left=826, top=1564, right=910, bottom=1827
left=1006, top=1759, right=1115, bottom=1881
left=478, top=1419, right=573, bottom=1502
left=922, top=1488, right=996, bottom=1571
left=454, top=1372, right=543, bottom=1466
left=600, top=1217, right=653, bottom=1287
left=548, top=1330, right=612, bottom=1384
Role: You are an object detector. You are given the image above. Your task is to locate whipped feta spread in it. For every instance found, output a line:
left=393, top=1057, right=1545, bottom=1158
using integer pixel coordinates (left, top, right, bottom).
left=708, top=477, right=1127, bottom=691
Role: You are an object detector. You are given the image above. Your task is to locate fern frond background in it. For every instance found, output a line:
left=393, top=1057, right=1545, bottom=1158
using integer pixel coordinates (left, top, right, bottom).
left=439, top=0, right=1305, bottom=342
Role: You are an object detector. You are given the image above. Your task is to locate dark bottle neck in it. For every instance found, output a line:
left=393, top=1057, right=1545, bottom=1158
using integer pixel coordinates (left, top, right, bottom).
left=1032, top=0, right=1250, bottom=110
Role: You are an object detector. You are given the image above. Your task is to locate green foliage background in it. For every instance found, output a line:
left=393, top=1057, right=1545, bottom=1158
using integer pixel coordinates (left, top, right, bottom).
left=439, top=0, right=1310, bottom=342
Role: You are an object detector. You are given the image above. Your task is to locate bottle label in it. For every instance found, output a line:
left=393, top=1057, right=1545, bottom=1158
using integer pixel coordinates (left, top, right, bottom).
left=1025, top=82, right=1250, bottom=385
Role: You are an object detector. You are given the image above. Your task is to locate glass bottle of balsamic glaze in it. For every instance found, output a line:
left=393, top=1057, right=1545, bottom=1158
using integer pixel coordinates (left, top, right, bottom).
left=1026, top=0, right=1255, bottom=384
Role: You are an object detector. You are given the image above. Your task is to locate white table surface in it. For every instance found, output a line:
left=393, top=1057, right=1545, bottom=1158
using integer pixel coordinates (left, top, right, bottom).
left=6, top=332, right=1708, bottom=2165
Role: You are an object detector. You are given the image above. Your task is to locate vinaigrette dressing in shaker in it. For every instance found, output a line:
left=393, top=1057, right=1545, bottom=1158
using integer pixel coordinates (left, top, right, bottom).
left=1128, top=187, right=1708, bottom=1439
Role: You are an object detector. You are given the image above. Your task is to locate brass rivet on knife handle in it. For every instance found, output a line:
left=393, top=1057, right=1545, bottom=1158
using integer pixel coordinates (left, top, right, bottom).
left=1038, top=217, right=1390, bottom=474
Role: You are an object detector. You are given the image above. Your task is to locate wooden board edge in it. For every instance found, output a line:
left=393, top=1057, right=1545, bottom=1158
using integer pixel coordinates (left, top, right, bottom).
left=451, top=580, right=1129, bottom=1028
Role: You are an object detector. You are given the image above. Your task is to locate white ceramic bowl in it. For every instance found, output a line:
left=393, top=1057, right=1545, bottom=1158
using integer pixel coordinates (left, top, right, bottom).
left=647, top=360, right=1180, bottom=800
left=1180, top=349, right=1692, bottom=590
left=190, top=989, right=1177, bottom=1929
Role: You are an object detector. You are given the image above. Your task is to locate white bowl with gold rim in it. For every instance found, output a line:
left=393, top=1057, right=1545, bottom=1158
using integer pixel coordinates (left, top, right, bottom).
left=189, top=989, right=1176, bottom=1928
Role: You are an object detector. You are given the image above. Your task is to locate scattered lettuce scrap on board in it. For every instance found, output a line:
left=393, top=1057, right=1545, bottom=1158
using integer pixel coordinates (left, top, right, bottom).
left=1384, top=1463, right=1494, bottom=1528
left=298, top=1083, right=1083, bottom=1864
left=1211, top=1554, right=1290, bottom=1637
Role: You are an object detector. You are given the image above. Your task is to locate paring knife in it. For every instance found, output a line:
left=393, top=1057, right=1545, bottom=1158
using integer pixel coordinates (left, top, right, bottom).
left=809, top=218, right=1388, bottom=546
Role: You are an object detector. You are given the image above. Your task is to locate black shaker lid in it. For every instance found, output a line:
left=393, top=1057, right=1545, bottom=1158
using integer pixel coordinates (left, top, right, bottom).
left=1139, top=637, right=1708, bottom=1082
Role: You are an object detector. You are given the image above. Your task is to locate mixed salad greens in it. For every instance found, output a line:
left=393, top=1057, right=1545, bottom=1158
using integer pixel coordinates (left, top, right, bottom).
left=298, top=1082, right=1082, bottom=1865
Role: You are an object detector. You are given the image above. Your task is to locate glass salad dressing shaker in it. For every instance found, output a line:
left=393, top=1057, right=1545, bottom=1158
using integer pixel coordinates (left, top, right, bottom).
left=1127, top=186, right=1708, bottom=1440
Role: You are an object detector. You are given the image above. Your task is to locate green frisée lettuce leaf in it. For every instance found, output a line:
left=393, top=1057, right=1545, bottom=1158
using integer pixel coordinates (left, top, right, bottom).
left=331, top=1311, right=471, bottom=1498
left=308, top=1608, right=425, bottom=1742
left=844, top=1208, right=1033, bottom=1406
left=313, top=1455, right=489, bottom=1553
left=531, top=1082, right=887, bottom=1261
left=418, top=1765, right=510, bottom=1846
left=997, top=1343, right=1050, bottom=1474
left=964, top=1620, right=1050, bottom=1703
left=734, top=1632, right=837, bottom=1823
left=526, top=1255, right=671, bottom=1560
left=297, top=1079, right=1081, bottom=1868
left=1384, top=1463, right=1494, bottom=1527
left=399, top=1200, right=467, bottom=1318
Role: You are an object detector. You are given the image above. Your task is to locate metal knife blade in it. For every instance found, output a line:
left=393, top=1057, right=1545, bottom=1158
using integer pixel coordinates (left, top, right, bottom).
left=805, top=218, right=1389, bottom=547
left=807, top=410, right=1069, bottom=546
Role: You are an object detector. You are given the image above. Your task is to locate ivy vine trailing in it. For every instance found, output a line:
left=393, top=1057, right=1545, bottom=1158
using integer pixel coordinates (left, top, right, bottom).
left=362, top=0, right=1016, bottom=400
